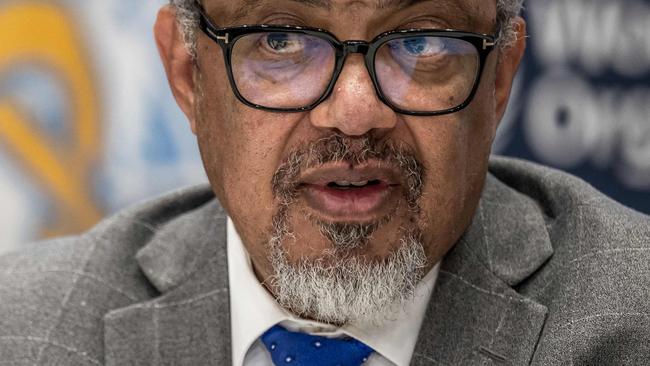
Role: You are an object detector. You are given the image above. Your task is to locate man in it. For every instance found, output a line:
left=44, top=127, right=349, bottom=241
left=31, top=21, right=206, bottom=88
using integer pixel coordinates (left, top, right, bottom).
left=1, top=0, right=649, bottom=365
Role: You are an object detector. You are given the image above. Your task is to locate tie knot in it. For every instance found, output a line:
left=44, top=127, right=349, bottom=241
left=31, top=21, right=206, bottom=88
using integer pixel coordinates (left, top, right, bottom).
left=261, top=325, right=374, bottom=366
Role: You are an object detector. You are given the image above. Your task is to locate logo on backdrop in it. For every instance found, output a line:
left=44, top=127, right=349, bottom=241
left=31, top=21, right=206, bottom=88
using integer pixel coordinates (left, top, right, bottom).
left=496, top=0, right=650, bottom=213
left=0, top=3, right=102, bottom=238
left=0, top=1, right=205, bottom=251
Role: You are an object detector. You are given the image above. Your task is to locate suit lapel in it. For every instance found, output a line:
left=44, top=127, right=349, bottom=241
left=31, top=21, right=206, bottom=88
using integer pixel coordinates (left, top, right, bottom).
left=412, top=175, right=553, bottom=365
left=103, top=171, right=554, bottom=365
left=104, top=199, right=232, bottom=366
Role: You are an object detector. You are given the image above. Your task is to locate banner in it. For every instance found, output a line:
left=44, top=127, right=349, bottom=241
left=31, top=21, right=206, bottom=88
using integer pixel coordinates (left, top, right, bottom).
left=495, top=0, right=650, bottom=214
left=0, top=1, right=205, bottom=252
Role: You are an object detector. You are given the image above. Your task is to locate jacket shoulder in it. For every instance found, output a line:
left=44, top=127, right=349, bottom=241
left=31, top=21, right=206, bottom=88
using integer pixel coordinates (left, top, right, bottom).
left=489, top=156, right=650, bottom=252
left=0, top=235, right=147, bottom=365
left=0, top=184, right=217, bottom=365
left=489, top=157, right=650, bottom=364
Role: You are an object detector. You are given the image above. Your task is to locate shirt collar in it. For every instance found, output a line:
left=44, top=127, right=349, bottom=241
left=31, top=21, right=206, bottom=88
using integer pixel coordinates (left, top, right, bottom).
left=227, top=218, right=439, bottom=366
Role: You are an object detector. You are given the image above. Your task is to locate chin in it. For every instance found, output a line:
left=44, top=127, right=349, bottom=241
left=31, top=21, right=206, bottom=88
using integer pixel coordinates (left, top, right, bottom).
left=266, top=204, right=428, bottom=325
left=276, top=199, right=415, bottom=260
left=261, top=134, right=431, bottom=323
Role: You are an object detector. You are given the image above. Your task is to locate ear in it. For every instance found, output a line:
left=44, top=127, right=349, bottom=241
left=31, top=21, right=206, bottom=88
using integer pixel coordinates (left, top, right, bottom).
left=154, top=5, right=198, bottom=134
left=494, top=17, right=527, bottom=125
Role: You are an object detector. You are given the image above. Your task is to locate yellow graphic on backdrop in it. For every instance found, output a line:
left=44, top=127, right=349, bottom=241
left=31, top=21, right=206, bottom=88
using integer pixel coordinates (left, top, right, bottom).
left=0, top=3, right=103, bottom=237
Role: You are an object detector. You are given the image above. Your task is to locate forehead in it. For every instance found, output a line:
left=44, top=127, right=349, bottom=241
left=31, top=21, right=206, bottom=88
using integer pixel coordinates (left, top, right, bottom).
left=232, top=0, right=470, bottom=10
left=208, top=0, right=495, bottom=31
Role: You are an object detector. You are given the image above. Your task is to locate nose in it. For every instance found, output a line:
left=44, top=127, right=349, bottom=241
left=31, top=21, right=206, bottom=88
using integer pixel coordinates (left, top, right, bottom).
left=309, top=54, right=398, bottom=136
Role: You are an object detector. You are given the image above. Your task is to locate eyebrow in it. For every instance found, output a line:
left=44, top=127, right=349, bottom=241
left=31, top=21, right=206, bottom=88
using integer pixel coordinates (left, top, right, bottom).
left=230, top=0, right=331, bottom=23
left=282, top=0, right=434, bottom=9
left=229, top=0, right=472, bottom=27
left=235, top=0, right=437, bottom=12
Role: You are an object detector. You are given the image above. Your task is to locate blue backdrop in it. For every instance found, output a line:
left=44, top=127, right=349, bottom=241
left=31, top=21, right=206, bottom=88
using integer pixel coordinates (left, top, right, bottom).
left=495, top=0, right=650, bottom=214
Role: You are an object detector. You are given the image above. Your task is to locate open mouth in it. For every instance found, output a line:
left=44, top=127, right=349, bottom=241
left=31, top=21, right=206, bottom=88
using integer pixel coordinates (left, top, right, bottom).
left=326, top=179, right=383, bottom=190
left=297, top=163, right=403, bottom=222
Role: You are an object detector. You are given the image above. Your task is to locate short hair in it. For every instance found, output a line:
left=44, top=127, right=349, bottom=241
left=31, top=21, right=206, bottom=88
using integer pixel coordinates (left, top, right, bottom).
left=169, top=0, right=523, bottom=57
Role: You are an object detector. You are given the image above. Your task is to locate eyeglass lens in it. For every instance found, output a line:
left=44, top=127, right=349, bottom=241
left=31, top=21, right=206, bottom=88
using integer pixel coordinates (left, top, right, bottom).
left=376, top=36, right=479, bottom=112
left=230, top=32, right=480, bottom=112
left=231, top=32, right=336, bottom=109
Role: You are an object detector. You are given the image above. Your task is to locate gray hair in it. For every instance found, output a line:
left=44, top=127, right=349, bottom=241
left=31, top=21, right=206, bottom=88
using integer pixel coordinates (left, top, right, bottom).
left=170, top=0, right=524, bottom=56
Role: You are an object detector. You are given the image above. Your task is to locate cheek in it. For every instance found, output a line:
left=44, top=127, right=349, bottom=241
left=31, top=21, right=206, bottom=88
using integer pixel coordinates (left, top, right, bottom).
left=194, top=63, right=307, bottom=245
left=197, top=108, right=282, bottom=250
left=403, top=82, right=496, bottom=256
left=198, top=107, right=277, bottom=216
left=194, top=51, right=261, bottom=205
left=194, top=70, right=237, bottom=204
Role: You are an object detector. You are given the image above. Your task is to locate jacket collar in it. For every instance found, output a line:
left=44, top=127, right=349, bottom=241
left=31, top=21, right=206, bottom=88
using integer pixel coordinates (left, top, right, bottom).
left=104, top=171, right=553, bottom=365
left=103, top=192, right=233, bottom=365
left=412, top=174, right=553, bottom=365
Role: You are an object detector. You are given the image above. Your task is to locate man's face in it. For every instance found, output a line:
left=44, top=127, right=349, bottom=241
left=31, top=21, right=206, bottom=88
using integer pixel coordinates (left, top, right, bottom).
left=156, top=0, right=525, bottom=324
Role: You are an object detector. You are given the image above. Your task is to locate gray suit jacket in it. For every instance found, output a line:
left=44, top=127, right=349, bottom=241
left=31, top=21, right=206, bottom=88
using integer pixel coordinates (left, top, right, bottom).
left=1, top=157, right=649, bottom=365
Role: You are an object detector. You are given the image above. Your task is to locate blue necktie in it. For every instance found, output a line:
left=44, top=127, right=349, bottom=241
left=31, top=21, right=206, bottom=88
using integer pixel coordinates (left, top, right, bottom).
left=261, top=324, right=374, bottom=366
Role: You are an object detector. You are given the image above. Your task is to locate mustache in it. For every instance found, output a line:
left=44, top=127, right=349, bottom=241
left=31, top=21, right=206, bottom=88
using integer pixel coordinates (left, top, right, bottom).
left=271, top=134, right=425, bottom=210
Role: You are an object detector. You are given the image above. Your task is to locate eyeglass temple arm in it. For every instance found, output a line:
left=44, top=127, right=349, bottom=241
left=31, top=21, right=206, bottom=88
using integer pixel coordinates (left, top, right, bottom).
left=197, top=7, right=231, bottom=44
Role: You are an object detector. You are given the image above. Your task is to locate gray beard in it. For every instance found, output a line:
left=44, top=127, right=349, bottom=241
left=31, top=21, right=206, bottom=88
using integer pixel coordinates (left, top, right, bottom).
left=267, top=212, right=427, bottom=326
left=266, top=134, right=428, bottom=326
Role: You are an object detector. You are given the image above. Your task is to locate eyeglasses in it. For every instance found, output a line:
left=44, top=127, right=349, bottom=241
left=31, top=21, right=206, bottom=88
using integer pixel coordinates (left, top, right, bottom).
left=198, top=10, right=496, bottom=116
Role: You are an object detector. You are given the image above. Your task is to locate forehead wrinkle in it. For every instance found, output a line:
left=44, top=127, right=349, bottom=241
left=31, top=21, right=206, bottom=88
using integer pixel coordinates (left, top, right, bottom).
left=230, top=0, right=466, bottom=13
left=377, top=0, right=427, bottom=9
left=227, top=0, right=481, bottom=30
left=229, top=0, right=332, bottom=23
left=380, top=0, right=480, bottom=31
left=229, top=0, right=262, bottom=23
left=232, top=0, right=332, bottom=20
left=382, top=0, right=473, bottom=22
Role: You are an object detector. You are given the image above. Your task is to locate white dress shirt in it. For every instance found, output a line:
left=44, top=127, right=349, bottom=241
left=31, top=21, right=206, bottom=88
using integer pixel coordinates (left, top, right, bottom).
left=227, top=218, right=440, bottom=366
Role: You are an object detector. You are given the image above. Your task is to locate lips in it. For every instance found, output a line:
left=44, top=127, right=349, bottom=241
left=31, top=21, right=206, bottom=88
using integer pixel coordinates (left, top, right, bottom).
left=298, top=162, right=403, bottom=222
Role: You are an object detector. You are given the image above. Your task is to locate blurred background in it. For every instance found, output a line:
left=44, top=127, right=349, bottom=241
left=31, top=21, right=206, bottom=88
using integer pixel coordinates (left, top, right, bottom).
left=0, top=0, right=648, bottom=254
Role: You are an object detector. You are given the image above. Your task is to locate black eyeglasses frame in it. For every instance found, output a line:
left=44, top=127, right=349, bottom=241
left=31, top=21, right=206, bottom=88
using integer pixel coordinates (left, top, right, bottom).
left=197, top=10, right=497, bottom=116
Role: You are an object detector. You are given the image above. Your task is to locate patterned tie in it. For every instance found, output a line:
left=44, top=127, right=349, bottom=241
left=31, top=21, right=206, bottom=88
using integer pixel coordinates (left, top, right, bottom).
left=261, top=324, right=374, bottom=366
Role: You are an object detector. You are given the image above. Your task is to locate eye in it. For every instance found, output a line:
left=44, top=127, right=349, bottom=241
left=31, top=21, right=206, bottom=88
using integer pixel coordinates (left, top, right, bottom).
left=393, top=36, right=447, bottom=57
left=263, top=32, right=305, bottom=54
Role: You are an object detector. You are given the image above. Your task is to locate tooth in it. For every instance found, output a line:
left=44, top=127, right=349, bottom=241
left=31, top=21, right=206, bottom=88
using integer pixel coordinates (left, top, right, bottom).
left=334, top=181, right=351, bottom=186
left=350, top=181, right=369, bottom=187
